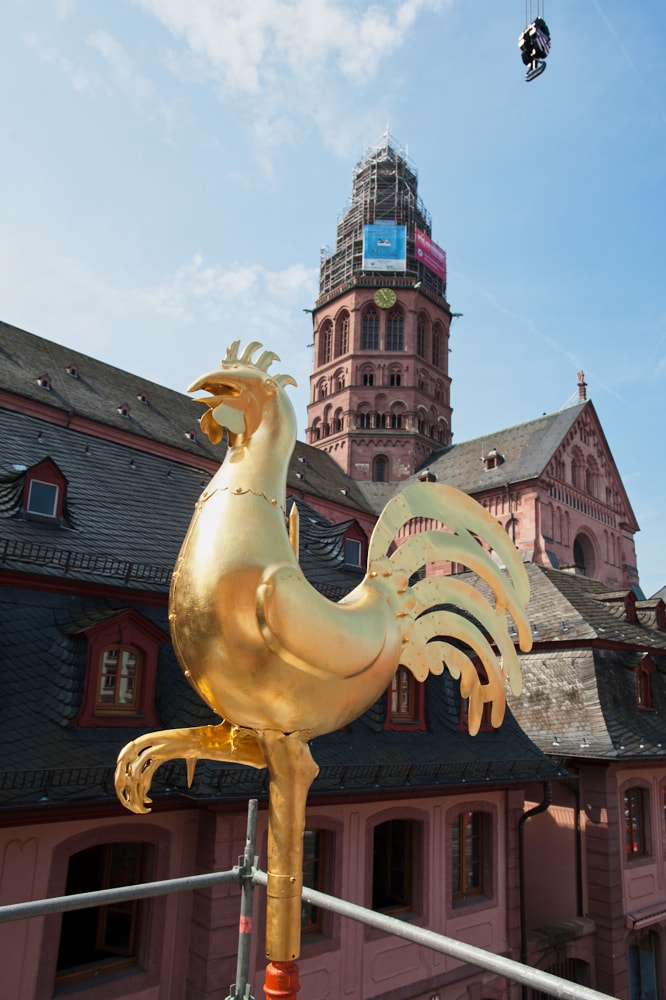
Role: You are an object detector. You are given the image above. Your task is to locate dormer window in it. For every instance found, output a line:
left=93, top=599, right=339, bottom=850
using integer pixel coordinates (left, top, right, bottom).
left=97, top=646, right=141, bottom=713
left=137, top=390, right=150, bottom=405
left=635, top=656, right=656, bottom=711
left=21, top=458, right=67, bottom=522
left=77, top=610, right=167, bottom=727
left=184, top=429, right=197, bottom=442
left=36, top=373, right=52, bottom=390
left=117, top=403, right=131, bottom=418
left=66, top=363, right=80, bottom=378
left=483, top=448, right=504, bottom=471
left=27, top=480, right=58, bottom=517
left=344, top=538, right=362, bottom=566
left=385, top=666, right=426, bottom=730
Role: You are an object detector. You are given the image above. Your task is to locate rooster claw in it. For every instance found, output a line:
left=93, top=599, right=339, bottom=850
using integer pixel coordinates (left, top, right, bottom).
left=115, top=723, right=267, bottom=815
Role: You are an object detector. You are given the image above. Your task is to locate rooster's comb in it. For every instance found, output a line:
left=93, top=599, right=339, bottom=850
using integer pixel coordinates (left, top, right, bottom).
left=222, top=340, right=297, bottom=389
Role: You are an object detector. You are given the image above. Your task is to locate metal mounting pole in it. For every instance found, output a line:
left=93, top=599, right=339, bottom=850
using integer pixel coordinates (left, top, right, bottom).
left=226, top=799, right=259, bottom=1000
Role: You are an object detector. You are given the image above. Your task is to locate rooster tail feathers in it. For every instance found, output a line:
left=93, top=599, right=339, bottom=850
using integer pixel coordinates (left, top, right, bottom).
left=366, top=481, right=531, bottom=732
left=369, top=482, right=529, bottom=603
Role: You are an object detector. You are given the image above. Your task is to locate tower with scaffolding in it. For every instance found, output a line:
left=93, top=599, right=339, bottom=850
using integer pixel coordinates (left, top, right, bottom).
left=308, top=135, right=454, bottom=482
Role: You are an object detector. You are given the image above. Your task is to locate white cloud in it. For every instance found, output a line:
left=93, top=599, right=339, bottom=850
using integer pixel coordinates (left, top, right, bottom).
left=132, top=0, right=450, bottom=150
left=26, top=35, right=106, bottom=95
left=87, top=29, right=175, bottom=127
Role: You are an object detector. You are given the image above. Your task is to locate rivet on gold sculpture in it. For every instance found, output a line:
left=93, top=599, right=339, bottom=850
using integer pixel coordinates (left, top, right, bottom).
left=115, top=340, right=532, bottom=962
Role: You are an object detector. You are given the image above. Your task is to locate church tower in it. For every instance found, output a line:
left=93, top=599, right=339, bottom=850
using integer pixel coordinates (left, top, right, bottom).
left=306, top=137, right=453, bottom=482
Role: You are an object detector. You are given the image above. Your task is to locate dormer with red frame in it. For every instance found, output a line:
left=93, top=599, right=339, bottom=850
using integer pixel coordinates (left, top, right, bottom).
left=21, top=457, right=68, bottom=524
left=77, top=609, right=168, bottom=728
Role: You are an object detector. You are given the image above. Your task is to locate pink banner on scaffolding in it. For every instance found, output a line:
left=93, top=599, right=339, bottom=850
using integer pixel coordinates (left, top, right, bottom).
left=415, top=229, right=447, bottom=283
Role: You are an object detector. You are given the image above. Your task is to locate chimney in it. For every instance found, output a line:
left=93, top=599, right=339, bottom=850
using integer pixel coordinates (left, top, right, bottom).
left=577, top=371, right=587, bottom=402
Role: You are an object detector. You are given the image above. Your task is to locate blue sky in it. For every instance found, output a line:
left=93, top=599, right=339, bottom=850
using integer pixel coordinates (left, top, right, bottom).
left=2, top=1, right=665, bottom=594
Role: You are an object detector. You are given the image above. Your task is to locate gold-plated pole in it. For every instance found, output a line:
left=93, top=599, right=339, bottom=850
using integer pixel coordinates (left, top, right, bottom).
left=257, top=731, right=319, bottom=961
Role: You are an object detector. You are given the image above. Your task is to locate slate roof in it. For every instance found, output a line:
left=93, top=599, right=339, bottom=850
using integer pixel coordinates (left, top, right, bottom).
left=0, top=583, right=562, bottom=811
left=506, top=565, right=666, bottom=761
left=0, top=319, right=374, bottom=522
left=0, top=319, right=223, bottom=463
left=0, top=406, right=211, bottom=589
left=357, top=404, right=587, bottom=514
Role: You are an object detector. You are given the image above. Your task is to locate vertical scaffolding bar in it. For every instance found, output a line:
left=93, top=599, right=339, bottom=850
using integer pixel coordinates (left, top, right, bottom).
left=226, top=799, right=258, bottom=1000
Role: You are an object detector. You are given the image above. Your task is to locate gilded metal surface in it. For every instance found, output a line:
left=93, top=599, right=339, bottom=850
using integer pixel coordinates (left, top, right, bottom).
left=115, top=340, right=532, bottom=960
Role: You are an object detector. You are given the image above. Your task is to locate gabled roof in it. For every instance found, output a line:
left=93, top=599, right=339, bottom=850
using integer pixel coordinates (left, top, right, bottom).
left=355, top=404, right=587, bottom=514
left=422, top=403, right=587, bottom=494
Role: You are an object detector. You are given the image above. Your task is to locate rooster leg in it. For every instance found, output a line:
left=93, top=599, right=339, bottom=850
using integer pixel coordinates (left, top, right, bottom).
left=256, top=729, right=320, bottom=961
left=115, top=722, right=266, bottom=815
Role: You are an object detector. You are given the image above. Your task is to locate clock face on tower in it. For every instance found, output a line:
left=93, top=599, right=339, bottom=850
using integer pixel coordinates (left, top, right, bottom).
left=373, top=288, right=397, bottom=310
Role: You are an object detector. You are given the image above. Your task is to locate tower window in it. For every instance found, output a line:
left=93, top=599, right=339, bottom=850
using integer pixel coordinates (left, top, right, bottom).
left=390, top=413, right=402, bottom=429
left=385, top=309, right=404, bottom=351
left=417, top=317, right=426, bottom=358
left=361, top=309, right=380, bottom=350
left=373, top=455, right=388, bottom=481
left=363, top=372, right=374, bottom=386
left=432, top=331, right=440, bottom=367
left=337, top=313, right=349, bottom=356
left=389, top=372, right=401, bottom=387
left=321, top=321, right=333, bottom=365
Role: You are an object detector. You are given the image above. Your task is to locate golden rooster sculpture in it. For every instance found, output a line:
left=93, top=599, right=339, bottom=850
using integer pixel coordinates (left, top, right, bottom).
left=115, top=341, right=532, bottom=962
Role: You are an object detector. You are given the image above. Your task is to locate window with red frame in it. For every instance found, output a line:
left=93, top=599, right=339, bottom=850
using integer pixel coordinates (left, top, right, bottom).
left=635, top=657, right=655, bottom=710
left=625, top=787, right=649, bottom=859
left=301, top=829, right=332, bottom=935
left=372, top=819, right=414, bottom=913
left=391, top=667, right=415, bottom=722
left=96, top=645, right=142, bottom=713
left=452, top=811, right=486, bottom=903
left=56, top=842, right=149, bottom=986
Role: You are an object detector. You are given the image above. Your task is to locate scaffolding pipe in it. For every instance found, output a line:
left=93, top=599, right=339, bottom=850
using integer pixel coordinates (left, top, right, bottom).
left=0, top=868, right=239, bottom=924
left=253, top=873, right=619, bottom=1000
left=226, top=798, right=258, bottom=1000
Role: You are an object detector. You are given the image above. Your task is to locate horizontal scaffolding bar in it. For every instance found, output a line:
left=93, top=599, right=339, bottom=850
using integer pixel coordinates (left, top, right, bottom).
left=255, top=872, right=619, bottom=1000
left=0, top=867, right=239, bottom=924
left=0, top=862, right=619, bottom=1000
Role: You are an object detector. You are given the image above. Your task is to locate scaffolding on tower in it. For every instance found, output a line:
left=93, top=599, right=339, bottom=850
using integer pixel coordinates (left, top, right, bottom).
left=318, top=135, right=447, bottom=304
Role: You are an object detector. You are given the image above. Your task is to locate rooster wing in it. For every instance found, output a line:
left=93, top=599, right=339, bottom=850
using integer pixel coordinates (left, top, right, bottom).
left=257, top=481, right=531, bottom=732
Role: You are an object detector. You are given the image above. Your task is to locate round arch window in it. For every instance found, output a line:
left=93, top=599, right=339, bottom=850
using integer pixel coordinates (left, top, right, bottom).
left=573, top=533, right=596, bottom=577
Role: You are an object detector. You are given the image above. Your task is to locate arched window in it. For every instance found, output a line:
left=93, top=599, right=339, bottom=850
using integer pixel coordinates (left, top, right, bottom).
left=390, top=413, right=402, bottom=429
left=432, top=324, right=442, bottom=366
left=320, top=321, right=333, bottom=365
left=362, top=371, right=374, bottom=386
left=389, top=371, right=401, bottom=387
left=336, top=311, right=350, bottom=356
left=357, top=412, right=371, bottom=429
left=416, top=315, right=427, bottom=357
left=373, top=455, right=389, bottom=482
left=624, top=786, right=649, bottom=859
left=361, top=309, right=380, bottom=350
left=573, top=533, right=596, bottom=577
left=385, top=308, right=404, bottom=351
left=56, top=843, right=149, bottom=986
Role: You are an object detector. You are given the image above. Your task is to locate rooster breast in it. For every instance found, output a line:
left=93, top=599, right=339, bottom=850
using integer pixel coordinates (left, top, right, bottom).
left=169, top=488, right=401, bottom=737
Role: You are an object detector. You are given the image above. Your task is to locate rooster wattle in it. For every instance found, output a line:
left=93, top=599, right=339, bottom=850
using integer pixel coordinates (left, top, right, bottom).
left=115, top=340, right=532, bottom=960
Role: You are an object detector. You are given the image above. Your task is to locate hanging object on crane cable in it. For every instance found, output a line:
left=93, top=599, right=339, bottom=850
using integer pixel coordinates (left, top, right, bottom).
left=519, top=0, right=551, bottom=81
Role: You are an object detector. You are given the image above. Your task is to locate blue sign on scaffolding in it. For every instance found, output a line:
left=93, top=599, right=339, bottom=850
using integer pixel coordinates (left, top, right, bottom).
left=362, top=224, right=407, bottom=272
